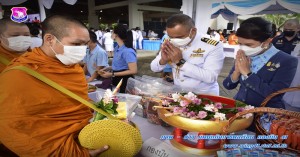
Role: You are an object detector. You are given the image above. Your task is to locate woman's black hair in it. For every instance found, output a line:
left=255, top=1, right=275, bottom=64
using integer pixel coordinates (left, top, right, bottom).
left=236, top=17, right=276, bottom=42
left=113, top=24, right=134, bottom=51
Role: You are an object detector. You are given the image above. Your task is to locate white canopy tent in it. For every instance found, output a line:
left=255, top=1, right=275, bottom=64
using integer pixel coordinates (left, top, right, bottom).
left=181, top=0, right=300, bottom=35
left=0, top=0, right=78, bottom=21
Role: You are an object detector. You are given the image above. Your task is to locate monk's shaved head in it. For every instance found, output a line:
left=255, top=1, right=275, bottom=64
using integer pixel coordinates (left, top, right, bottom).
left=0, top=18, right=28, bottom=35
left=41, top=15, right=87, bottom=40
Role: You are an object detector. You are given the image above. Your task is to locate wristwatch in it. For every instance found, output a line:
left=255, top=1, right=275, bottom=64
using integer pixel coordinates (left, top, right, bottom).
left=243, top=72, right=252, bottom=79
left=176, top=59, right=186, bottom=67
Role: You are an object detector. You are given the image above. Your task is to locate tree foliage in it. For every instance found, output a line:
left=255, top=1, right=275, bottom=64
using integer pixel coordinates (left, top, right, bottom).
left=263, top=14, right=300, bottom=30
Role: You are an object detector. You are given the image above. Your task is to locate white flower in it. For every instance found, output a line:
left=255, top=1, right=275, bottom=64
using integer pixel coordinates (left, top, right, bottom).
left=244, top=105, right=254, bottom=110
left=172, top=93, right=181, bottom=102
left=242, top=113, right=253, bottom=119
left=214, top=112, right=226, bottom=121
left=204, top=104, right=215, bottom=112
left=184, top=92, right=196, bottom=100
left=103, top=89, right=113, bottom=104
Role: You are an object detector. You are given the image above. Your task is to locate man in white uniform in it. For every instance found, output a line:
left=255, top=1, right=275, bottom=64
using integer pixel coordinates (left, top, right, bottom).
left=95, top=29, right=103, bottom=45
left=151, top=14, right=225, bottom=95
left=131, top=29, right=138, bottom=49
left=136, top=27, right=143, bottom=49
left=102, top=29, right=114, bottom=57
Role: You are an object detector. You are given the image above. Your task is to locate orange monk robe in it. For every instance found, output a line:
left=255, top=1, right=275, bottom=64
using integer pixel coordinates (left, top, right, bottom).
left=0, top=45, right=22, bottom=72
left=228, top=34, right=238, bottom=45
left=0, top=47, right=93, bottom=156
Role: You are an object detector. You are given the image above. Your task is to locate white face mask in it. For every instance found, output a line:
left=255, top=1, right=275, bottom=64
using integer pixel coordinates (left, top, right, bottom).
left=240, top=43, right=265, bottom=57
left=170, top=29, right=193, bottom=47
left=50, top=37, right=87, bottom=65
left=7, top=36, right=32, bottom=52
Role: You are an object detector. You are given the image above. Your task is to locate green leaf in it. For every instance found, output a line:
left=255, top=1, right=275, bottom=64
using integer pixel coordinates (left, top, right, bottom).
left=93, top=113, right=106, bottom=121
left=105, top=102, right=113, bottom=110
left=106, top=109, right=114, bottom=114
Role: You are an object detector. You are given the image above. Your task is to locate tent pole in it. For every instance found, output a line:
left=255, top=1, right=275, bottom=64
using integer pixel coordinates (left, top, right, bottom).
left=38, top=0, right=46, bottom=22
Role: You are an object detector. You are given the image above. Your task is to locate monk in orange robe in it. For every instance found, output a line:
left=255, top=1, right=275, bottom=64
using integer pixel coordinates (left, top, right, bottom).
left=0, top=15, right=108, bottom=157
left=0, top=19, right=31, bottom=72
left=228, top=31, right=238, bottom=45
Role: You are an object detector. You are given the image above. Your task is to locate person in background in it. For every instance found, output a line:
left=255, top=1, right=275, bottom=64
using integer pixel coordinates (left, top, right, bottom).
left=102, top=29, right=114, bottom=57
left=95, top=29, right=103, bottom=45
left=210, top=29, right=220, bottom=41
left=228, top=31, right=238, bottom=45
left=136, top=27, right=143, bottom=50
left=131, top=28, right=138, bottom=49
left=283, top=43, right=300, bottom=111
left=98, top=24, right=137, bottom=93
left=28, top=23, right=43, bottom=48
left=151, top=14, right=224, bottom=95
left=0, top=18, right=31, bottom=72
left=142, top=30, right=146, bottom=38
left=0, top=15, right=108, bottom=157
left=272, top=19, right=299, bottom=55
left=32, top=17, right=40, bottom=23
left=223, top=17, right=298, bottom=109
left=219, top=29, right=226, bottom=43
left=83, top=30, right=109, bottom=82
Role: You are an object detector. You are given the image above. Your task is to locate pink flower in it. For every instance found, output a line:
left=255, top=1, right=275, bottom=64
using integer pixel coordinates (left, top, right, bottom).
left=180, top=100, right=189, bottom=107
left=214, top=102, right=223, bottom=109
left=162, top=99, right=170, bottom=106
left=238, top=107, right=244, bottom=112
left=181, top=107, right=188, bottom=113
left=197, top=111, right=207, bottom=119
left=192, top=98, right=201, bottom=105
left=187, top=111, right=196, bottom=117
left=173, top=107, right=182, bottom=113
left=112, top=96, right=118, bottom=103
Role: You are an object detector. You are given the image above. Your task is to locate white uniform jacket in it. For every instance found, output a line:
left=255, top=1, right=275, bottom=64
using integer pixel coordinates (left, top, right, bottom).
left=150, top=33, right=225, bottom=95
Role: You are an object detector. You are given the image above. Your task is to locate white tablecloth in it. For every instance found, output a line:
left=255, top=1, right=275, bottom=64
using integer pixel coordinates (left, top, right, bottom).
left=223, top=43, right=239, bottom=59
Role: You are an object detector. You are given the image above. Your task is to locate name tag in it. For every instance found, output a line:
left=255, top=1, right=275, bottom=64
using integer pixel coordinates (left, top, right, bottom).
left=190, top=53, right=203, bottom=58
left=140, top=137, right=199, bottom=157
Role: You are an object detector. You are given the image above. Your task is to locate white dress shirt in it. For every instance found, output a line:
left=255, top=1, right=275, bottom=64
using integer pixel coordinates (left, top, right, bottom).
left=150, top=33, right=225, bottom=95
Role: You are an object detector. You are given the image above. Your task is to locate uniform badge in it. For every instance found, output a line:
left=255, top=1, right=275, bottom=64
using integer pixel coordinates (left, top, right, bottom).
left=267, top=62, right=280, bottom=71
left=190, top=48, right=205, bottom=57
left=193, top=48, right=205, bottom=53
left=276, top=40, right=283, bottom=45
left=10, top=7, right=28, bottom=23
left=201, top=37, right=219, bottom=46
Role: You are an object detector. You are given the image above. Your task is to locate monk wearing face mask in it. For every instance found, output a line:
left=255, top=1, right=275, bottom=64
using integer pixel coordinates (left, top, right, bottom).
left=0, top=15, right=108, bottom=157
left=0, top=18, right=32, bottom=72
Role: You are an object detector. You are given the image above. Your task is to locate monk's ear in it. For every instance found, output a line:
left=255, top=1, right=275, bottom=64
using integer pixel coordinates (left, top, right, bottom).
left=43, top=34, right=55, bottom=46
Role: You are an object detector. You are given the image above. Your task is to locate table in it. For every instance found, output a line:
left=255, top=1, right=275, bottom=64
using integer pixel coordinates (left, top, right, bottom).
left=143, top=40, right=161, bottom=51
left=223, top=43, right=239, bottom=59
left=87, top=87, right=257, bottom=157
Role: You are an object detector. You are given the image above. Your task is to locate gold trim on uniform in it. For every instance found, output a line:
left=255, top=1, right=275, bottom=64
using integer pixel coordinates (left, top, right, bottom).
left=193, top=48, right=205, bottom=53
left=201, top=37, right=219, bottom=46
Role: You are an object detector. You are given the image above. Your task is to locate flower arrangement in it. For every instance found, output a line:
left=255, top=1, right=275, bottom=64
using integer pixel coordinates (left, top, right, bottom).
left=93, top=89, right=119, bottom=121
left=93, top=79, right=123, bottom=121
left=157, top=92, right=254, bottom=121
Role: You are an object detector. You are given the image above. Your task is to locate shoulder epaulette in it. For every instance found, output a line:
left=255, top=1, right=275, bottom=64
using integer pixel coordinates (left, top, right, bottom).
left=201, top=37, right=219, bottom=46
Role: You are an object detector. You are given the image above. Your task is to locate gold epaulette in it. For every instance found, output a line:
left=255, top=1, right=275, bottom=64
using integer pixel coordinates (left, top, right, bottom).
left=201, top=37, right=219, bottom=46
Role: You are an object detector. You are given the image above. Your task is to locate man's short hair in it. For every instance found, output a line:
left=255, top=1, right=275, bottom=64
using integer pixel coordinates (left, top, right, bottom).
left=88, top=30, right=97, bottom=43
left=166, top=14, right=195, bottom=31
left=0, top=18, right=28, bottom=35
left=284, top=19, right=299, bottom=28
left=41, top=15, right=87, bottom=40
